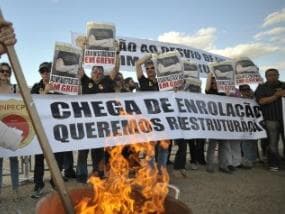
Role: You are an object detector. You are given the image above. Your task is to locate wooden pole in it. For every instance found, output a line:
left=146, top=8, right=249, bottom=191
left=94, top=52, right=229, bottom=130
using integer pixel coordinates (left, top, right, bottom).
left=0, top=9, right=74, bottom=214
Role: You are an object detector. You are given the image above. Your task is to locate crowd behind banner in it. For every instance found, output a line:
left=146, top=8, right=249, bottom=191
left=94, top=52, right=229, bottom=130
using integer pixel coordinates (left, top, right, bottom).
left=0, top=20, right=285, bottom=200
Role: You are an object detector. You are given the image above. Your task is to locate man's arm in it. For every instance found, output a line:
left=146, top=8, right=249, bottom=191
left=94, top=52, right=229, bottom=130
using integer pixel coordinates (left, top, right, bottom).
left=135, top=53, right=152, bottom=79
left=0, top=20, right=16, bottom=56
left=109, top=40, right=120, bottom=80
left=257, top=89, right=285, bottom=105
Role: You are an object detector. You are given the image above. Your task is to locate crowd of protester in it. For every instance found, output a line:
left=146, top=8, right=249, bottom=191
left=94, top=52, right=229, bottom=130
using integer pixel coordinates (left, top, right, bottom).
left=0, top=19, right=285, bottom=200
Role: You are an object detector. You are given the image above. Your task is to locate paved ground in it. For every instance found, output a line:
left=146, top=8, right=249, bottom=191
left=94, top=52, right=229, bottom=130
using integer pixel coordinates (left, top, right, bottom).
left=0, top=153, right=285, bottom=214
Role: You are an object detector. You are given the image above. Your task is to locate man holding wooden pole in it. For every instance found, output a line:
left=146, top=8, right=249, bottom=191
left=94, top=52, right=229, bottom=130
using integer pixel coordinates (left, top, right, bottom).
left=0, top=11, right=74, bottom=213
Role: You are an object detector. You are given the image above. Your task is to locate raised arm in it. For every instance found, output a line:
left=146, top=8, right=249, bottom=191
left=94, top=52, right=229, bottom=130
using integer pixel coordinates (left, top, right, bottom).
left=205, top=72, right=214, bottom=93
left=135, top=53, right=152, bottom=79
left=110, top=40, right=121, bottom=80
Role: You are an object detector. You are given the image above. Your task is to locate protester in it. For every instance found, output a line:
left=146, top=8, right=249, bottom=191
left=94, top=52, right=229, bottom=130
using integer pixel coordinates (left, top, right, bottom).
left=76, top=47, right=120, bottom=183
left=205, top=73, right=233, bottom=173
left=185, top=81, right=206, bottom=169
left=225, top=89, right=242, bottom=171
left=135, top=53, right=170, bottom=171
left=0, top=62, right=19, bottom=195
left=0, top=20, right=16, bottom=56
left=239, top=84, right=258, bottom=169
left=30, top=62, right=67, bottom=198
left=122, top=77, right=137, bottom=92
left=255, top=68, right=285, bottom=171
left=114, top=72, right=124, bottom=92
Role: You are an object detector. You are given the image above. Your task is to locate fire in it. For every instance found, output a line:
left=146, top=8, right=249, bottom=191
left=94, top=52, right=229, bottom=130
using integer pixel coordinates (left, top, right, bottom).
left=75, top=111, right=169, bottom=213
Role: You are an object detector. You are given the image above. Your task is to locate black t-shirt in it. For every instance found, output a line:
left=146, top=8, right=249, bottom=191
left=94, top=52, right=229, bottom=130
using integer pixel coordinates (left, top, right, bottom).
left=31, top=80, right=45, bottom=94
left=138, top=75, right=159, bottom=91
left=81, top=74, right=115, bottom=94
left=205, top=88, right=226, bottom=96
left=255, top=81, right=285, bottom=121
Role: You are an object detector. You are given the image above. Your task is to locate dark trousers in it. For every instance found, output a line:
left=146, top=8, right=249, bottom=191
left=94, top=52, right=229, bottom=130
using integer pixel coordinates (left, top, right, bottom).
left=76, top=148, right=105, bottom=182
left=188, top=139, right=206, bottom=164
left=174, top=139, right=187, bottom=170
left=63, top=151, right=75, bottom=176
left=33, top=152, right=64, bottom=190
left=167, top=141, right=173, bottom=162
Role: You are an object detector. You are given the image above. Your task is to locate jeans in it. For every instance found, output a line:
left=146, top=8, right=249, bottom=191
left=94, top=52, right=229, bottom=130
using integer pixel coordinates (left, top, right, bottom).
left=174, top=139, right=187, bottom=170
left=0, top=157, right=19, bottom=191
left=156, top=144, right=168, bottom=170
left=153, top=141, right=169, bottom=172
left=242, top=140, right=258, bottom=163
left=207, top=140, right=229, bottom=169
left=228, top=140, right=242, bottom=167
left=265, top=120, right=283, bottom=167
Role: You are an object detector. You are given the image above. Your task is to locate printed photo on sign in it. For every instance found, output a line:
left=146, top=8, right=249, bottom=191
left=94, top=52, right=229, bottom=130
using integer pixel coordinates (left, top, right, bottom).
left=50, top=42, right=82, bottom=95
left=234, top=57, right=263, bottom=85
left=210, top=60, right=235, bottom=94
left=86, top=22, right=116, bottom=50
left=183, top=61, right=201, bottom=92
left=155, top=51, right=184, bottom=91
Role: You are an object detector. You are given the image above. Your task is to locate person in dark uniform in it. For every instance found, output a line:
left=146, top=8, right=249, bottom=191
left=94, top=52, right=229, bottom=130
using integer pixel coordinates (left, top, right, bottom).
left=76, top=49, right=120, bottom=182
left=135, top=54, right=170, bottom=172
left=255, top=68, right=285, bottom=171
left=30, top=62, right=68, bottom=198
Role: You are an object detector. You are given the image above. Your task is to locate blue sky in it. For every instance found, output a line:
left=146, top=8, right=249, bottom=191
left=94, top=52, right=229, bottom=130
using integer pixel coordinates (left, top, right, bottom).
left=1, top=0, right=285, bottom=85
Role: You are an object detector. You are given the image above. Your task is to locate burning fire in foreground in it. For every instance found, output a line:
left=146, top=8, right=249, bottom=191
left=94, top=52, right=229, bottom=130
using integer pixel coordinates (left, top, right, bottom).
left=75, top=142, right=169, bottom=214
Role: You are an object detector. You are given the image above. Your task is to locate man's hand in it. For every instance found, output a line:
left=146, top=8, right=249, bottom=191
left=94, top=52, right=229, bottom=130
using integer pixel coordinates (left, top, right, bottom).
left=44, top=83, right=55, bottom=94
left=274, top=89, right=285, bottom=97
left=78, top=68, right=85, bottom=78
left=0, top=20, right=16, bottom=55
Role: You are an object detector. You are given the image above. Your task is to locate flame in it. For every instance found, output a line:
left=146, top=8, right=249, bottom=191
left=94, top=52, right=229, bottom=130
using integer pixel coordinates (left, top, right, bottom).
left=75, top=110, right=169, bottom=214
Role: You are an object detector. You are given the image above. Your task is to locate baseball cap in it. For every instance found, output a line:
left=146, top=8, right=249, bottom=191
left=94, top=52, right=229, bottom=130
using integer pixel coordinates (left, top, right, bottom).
left=39, top=62, right=52, bottom=73
left=239, top=84, right=251, bottom=91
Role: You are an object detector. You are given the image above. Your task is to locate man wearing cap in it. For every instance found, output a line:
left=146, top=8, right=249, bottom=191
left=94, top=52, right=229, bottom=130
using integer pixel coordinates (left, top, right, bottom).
left=76, top=50, right=120, bottom=182
left=30, top=62, right=67, bottom=198
left=255, top=68, right=285, bottom=171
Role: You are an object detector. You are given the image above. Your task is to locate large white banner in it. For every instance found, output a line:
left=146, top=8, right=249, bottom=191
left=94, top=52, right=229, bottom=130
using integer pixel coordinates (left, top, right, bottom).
left=0, top=92, right=266, bottom=157
left=118, top=37, right=228, bottom=78
left=71, top=33, right=228, bottom=77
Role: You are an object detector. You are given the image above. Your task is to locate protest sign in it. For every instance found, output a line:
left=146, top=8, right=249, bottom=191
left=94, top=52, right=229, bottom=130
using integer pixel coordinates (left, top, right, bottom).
left=183, top=61, right=201, bottom=92
left=234, top=57, right=263, bottom=85
left=50, top=42, right=81, bottom=95
left=86, top=22, right=116, bottom=50
left=84, top=22, right=116, bottom=72
left=210, top=60, right=236, bottom=94
left=0, top=92, right=266, bottom=157
left=154, top=51, right=184, bottom=91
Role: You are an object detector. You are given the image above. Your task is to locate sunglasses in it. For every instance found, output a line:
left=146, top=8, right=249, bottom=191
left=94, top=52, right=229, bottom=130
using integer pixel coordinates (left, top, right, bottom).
left=40, top=70, right=50, bottom=74
left=240, top=88, right=250, bottom=91
left=0, top=69, right=11, bottom=74
left=146, top=67, right=155, bottom=71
